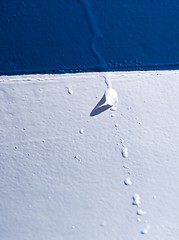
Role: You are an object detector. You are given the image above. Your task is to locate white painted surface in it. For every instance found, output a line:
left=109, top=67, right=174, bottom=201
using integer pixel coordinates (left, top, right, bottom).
left=0, top=71, right=179, bottom=240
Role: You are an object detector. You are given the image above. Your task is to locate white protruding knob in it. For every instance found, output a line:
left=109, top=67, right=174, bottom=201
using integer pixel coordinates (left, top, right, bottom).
left=104, top=88, right=118, bottom=106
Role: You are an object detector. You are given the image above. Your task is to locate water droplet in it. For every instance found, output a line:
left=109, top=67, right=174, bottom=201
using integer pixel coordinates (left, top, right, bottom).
left=132, top=194, right=140, bottom=207
left=137, top=218, right=141, bottom=222
left=96, top=96, right=99, bottom=99
left=121, top=147, right=128, bottom=158
left=110, top=106, right=117, bottom=111
left=79, top=128, right=84, bottom=134
left=137, top=209, right=147, bottom=216
left=104, top=88, right=118, bottom=107
left=74, top=155, right=81, bottom=162
left=115, top=123, right=119, bottom=128
left=67, top=88, right=73, bottom=95
left=14, top=146, right=18, bottom=149
left=23, top=127, right=26, bottom=130
left=111, top=114, right=116, bottom=118
left=141, top=224, right=151, bottom=235
left=124, top=177, right=132, bottom=186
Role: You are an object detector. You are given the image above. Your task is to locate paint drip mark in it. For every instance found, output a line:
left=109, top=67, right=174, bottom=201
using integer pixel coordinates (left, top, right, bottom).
left=79, top=128, right=84, bottom=134
left=141, top=224, right=151, bottom=235
left=121, top=147, right=128, bottom=158
left=123, top=164, right=130, bottom=169
left=74, top=155, right=82, bottom=162
left=115, top=123, right=119, bottom=128
left=104, top=72, right=112, bottom=88
left=67, top=87, right=73, bottom=95
left=136, top=209, right=147, bottom=216
left=124, top=177, right=132, bottom=186
left=100, top=220, right=107, bottom=227
left=110, top=106, right=117, bottom=111
left=120, top=138, right=128, bottom=158
left=132, top=194, right=140, bottom=207
left=104, top=88, right=118, bottom=106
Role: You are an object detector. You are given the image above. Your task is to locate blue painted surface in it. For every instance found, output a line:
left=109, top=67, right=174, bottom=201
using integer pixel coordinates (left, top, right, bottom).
left=0, top=0, right=179, bottom=75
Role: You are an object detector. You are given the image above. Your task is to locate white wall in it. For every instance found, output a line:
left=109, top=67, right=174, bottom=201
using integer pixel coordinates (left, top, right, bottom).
left=0, top=71, right=179, bottom=240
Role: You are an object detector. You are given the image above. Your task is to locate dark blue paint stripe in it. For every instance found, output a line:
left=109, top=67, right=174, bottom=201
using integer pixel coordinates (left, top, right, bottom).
left=0, top=0, right=179, bottom=75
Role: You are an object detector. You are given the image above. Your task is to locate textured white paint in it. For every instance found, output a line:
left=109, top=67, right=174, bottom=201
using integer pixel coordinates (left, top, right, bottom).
left=0, top=71, right=179, bottom=240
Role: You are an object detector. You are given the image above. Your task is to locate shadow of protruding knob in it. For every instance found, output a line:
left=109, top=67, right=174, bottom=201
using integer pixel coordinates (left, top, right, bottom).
left=90, top=88, right=118, bottom=117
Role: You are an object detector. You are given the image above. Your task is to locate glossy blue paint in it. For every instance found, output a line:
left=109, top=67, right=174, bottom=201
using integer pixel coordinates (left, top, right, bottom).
left=0, top=0, right=179, bottom=75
